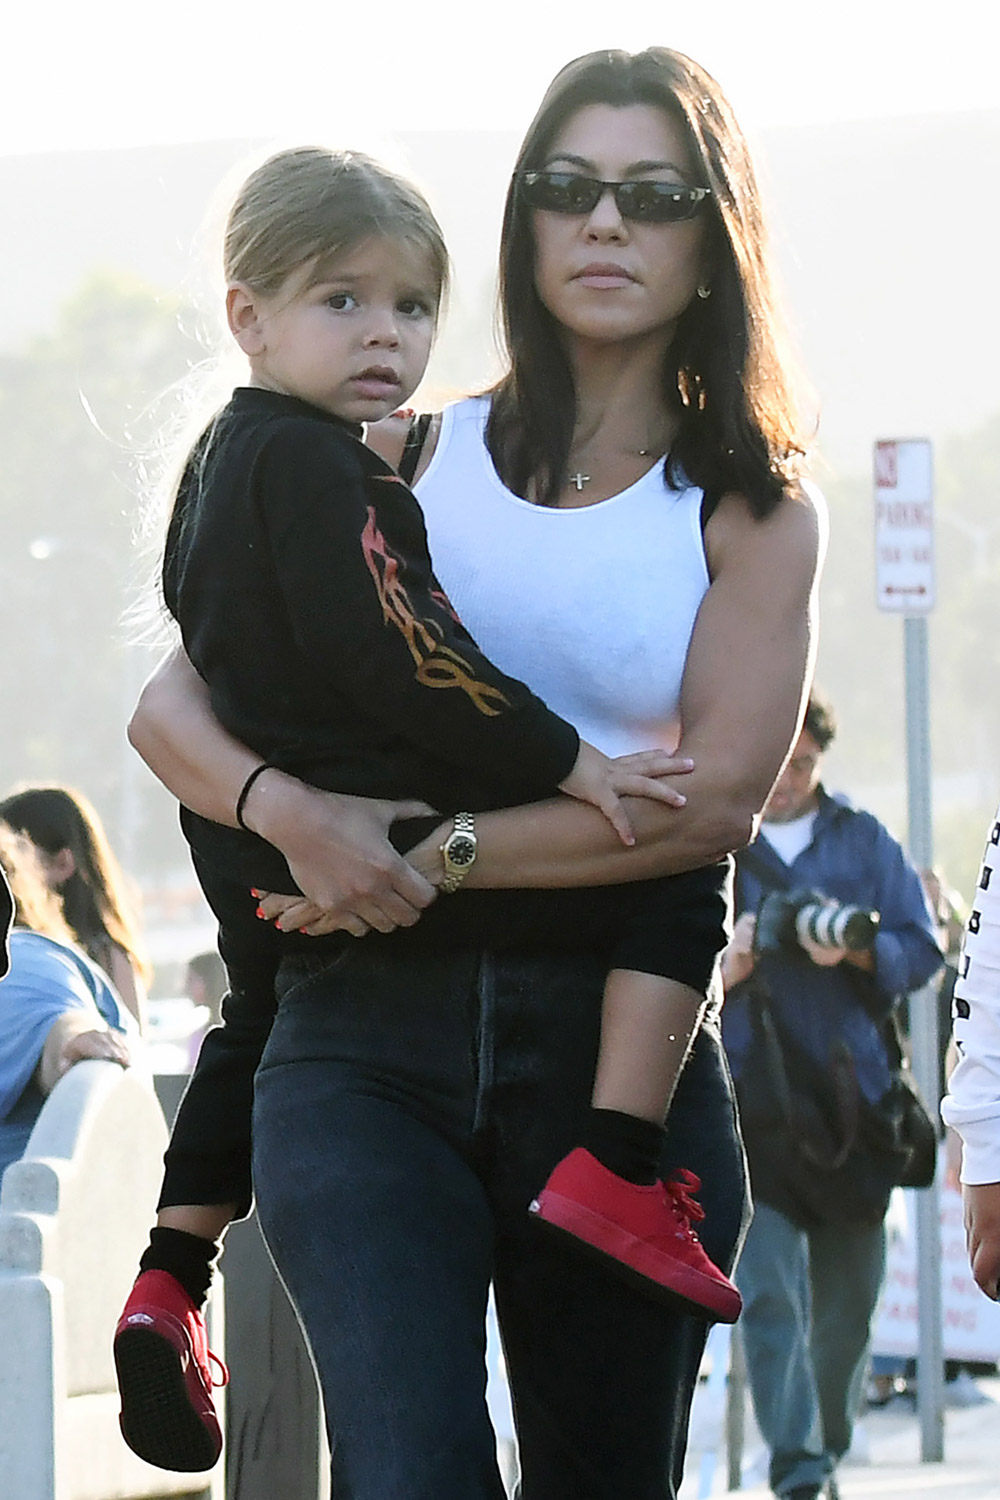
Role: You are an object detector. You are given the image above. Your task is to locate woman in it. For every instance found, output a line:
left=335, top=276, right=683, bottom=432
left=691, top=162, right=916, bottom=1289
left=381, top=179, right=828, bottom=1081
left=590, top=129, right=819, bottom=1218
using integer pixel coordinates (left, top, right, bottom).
left=129, top=47, right=824, bottom=1499
left=0, top=785, right=152, bottom=1030
left=0, top=823, right=131, bottom=1185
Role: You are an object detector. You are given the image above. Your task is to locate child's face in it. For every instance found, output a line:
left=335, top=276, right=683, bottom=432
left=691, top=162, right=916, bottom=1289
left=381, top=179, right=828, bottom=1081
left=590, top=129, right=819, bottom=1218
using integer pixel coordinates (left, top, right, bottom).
left=239, top=236, right=439, bottom=423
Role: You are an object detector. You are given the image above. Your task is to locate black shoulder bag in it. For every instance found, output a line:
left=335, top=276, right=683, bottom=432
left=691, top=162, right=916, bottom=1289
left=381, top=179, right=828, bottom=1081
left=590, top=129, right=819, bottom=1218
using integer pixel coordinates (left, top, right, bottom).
left=733, top=848, right=938, bottom=1230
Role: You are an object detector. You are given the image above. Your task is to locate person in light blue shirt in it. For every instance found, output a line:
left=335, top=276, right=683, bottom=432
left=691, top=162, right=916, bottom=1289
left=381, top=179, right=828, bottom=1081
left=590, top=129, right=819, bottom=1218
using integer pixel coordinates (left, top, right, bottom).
left=0, top=823, right=131, bottom=1185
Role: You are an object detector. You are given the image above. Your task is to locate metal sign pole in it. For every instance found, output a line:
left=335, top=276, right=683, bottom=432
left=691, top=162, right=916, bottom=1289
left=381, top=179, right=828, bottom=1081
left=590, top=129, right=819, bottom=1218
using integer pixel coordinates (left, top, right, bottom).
left=874, top=438, right=943, bottom=1462
left=904, top=614, right=944, bottom=1462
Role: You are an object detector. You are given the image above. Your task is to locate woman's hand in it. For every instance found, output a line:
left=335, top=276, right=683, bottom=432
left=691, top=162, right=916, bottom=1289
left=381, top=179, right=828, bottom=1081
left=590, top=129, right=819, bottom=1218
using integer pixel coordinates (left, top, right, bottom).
left=559, top=743, right=693, bottom=846
left=37, top=1012, right=130, bottom=1095
left=248, top=786, right=439, bottom=936
left=59, top=1027, right=131, bottom=1074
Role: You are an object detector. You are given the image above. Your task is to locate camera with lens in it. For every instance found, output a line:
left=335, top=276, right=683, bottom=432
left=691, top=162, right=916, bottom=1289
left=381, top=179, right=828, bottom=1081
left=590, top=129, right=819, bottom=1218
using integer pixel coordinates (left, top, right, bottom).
left=754, top=888, right=880, bottom=959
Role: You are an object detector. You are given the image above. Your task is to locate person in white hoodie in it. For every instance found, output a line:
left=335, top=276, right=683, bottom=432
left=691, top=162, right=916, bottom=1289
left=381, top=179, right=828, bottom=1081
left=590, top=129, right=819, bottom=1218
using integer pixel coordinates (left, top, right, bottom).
left=942, top=808, right=1000, bottom=1300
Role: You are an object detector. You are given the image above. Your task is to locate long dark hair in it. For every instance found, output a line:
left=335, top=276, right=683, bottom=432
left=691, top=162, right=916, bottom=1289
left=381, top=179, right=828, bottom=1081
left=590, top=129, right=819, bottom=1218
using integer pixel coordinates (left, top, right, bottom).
left=0, top=785, right=151, bottom=983
left=487, top=47, right=808, bottom=513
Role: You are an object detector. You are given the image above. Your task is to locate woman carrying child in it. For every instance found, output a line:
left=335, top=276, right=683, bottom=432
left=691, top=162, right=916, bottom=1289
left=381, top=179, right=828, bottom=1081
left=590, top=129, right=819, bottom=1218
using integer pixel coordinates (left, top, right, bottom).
left=118, top=46, right=824, bottom=1500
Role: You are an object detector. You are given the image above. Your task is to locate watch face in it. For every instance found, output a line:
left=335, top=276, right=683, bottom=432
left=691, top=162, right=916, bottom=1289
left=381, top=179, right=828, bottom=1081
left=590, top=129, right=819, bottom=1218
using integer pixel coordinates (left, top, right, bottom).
left=447, top=835, right=476, bottom=867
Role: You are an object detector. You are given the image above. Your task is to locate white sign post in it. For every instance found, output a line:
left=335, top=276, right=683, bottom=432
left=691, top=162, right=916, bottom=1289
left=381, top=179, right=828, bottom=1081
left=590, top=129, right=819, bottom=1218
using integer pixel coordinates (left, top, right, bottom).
left=874, top=437, right=942, bottom=1461
left=874, top=438, right=934, bottom=612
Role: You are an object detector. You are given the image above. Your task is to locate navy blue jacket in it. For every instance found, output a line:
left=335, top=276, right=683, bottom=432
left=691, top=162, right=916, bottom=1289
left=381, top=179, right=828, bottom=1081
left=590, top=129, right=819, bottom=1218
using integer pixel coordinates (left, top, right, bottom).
left=723, top=787, right=943, bottom=1104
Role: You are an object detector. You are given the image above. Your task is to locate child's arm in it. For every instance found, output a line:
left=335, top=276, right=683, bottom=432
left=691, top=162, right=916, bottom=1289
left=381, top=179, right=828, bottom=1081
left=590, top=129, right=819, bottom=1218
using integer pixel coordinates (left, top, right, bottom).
left=399, top=478, right=824, bottom=890
left=560, top=741, right=692, bottom=847
left=144, top=465, right=820, bottom=936
left=192, top=477, right=821, bottom=929
left=254, top=425, right=691, bottom=836
left=255, top=424, right=578, bottom=805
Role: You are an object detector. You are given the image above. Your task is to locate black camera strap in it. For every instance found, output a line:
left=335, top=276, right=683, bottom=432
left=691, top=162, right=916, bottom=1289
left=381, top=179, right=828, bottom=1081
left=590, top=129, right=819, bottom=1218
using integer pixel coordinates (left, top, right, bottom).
left=735, top=840, right=795, bottom=909
left=736, top=842, right=865, bottom=1170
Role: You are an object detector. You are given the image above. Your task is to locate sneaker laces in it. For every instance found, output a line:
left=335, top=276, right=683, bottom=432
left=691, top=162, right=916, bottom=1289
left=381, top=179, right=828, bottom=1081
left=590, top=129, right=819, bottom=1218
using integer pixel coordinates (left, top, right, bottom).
left=207, top=1351, right=230, bottom=1388
left=664, top=1168, right=706, bottom=1238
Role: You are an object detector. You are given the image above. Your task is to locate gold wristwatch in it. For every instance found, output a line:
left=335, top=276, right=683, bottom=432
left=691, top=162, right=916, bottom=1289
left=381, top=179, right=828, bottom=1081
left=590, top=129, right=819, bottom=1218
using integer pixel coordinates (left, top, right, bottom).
left=439, top=812, right=477, bottom=894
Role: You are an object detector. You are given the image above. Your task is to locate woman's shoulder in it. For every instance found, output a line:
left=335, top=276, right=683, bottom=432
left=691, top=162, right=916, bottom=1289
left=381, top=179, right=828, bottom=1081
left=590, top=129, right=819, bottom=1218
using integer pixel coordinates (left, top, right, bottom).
left=709, top=475, right=826, bottom=539
left=367, top=396, right=487, bottom=484
left=9, top=928, right=82, bottom=978
left=703, top=477, right=826, bottom=589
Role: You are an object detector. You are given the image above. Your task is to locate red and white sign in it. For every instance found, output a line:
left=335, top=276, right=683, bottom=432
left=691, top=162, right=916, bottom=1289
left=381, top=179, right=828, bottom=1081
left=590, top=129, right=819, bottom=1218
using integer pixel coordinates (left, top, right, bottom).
left=874, top=438, right=934, bottom=614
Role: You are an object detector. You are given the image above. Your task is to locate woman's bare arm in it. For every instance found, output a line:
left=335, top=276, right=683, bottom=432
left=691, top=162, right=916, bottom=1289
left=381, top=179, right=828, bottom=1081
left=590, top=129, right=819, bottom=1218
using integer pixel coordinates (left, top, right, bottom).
left=127, top=649, right=263, bottom=827
left=140, top=485, right=822, bottom=921
left=405, top=484, right=825, bottom=888
left=261, top=484, right=824, bottom=933
left=128, top=648, right=437, bottom=931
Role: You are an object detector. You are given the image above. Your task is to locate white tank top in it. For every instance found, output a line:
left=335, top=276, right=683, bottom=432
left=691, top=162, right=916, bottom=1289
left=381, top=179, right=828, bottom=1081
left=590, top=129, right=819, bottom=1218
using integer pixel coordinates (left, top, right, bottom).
left=414, top=396, right=711, bottom=758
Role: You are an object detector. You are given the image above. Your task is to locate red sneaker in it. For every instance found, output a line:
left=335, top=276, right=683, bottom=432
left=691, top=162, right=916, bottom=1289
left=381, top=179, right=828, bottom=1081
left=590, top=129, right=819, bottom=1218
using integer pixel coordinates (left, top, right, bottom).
left=114, top=1269, right=228, bottom=1471
left=529, top=1147, right=742, bottom=1323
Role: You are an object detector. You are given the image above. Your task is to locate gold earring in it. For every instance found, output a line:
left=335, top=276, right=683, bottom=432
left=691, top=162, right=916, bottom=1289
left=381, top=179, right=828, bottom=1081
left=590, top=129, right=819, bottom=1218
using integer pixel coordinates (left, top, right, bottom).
left=697, top=284, right=712, bottom=300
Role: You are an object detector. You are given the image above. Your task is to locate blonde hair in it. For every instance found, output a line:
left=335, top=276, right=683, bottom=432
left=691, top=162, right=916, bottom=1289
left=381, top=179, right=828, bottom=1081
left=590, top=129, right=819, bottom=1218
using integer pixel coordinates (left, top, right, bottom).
left=223, top=146, right=449, bottom=305
left=137, top=146, right=449, bottom=643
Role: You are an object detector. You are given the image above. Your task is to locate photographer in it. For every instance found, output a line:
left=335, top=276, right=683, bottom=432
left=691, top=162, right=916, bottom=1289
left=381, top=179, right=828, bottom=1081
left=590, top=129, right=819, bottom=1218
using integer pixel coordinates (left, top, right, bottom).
left=721, top=692, right=942, bottom=1500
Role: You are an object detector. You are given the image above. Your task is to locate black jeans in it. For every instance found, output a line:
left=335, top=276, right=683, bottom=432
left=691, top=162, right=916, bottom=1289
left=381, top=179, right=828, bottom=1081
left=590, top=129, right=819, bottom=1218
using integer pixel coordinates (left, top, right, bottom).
left=159, top=857, right=731, bottom=1220
left=252, top=944, right=749, bottom=1500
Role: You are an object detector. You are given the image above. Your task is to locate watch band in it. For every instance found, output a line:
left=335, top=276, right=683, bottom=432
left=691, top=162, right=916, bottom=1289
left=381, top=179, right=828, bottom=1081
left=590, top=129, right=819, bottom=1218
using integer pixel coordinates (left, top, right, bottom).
left=440, top=811, right=477, bottom=894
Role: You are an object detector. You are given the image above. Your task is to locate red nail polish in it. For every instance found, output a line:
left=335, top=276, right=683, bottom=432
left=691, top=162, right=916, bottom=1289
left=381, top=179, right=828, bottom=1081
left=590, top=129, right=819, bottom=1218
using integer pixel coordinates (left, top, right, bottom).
left=256, top=905, right=265, bottom=919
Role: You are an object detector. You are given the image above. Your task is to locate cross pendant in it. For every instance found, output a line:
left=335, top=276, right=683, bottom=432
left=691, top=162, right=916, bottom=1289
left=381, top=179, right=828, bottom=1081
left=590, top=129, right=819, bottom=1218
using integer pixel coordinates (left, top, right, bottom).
left=570, top=472, right=591, bottom=491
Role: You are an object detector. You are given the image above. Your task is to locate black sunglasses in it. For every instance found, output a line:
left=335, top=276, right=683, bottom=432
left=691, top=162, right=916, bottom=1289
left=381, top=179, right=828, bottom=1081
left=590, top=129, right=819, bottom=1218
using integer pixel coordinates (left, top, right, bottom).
left=517, top=170, right=711, bottom=225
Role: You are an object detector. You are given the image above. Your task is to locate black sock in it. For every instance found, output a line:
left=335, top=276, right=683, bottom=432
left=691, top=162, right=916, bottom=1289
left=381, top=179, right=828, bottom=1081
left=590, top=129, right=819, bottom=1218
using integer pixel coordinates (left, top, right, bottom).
left=139, top=1226, right=219, bottom=1308
left=581, top=1107, right=665, bottom=1185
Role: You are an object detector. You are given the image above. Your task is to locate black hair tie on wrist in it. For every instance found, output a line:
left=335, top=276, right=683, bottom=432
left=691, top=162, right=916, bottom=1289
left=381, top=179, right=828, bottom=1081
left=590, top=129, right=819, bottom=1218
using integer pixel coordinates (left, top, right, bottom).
left=235, top=763, right=276, bottom=832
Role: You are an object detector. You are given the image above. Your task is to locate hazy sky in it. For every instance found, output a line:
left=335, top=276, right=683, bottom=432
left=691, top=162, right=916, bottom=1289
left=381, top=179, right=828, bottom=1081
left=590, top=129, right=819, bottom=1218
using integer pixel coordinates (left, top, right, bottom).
left=6, top=0, right=997, bottom=157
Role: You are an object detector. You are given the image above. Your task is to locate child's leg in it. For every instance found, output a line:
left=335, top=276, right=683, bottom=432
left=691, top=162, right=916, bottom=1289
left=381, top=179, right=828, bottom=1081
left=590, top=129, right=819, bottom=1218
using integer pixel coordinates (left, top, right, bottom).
left=138, top=957, right=279, bottom=1305
left=592, top=969, right=705, bottom=1123
left=530, top=865, right=743, bottom=1322
left=156, top=1202, right=240, bottom=1241
left=116, top=909, right=280, bottom=1472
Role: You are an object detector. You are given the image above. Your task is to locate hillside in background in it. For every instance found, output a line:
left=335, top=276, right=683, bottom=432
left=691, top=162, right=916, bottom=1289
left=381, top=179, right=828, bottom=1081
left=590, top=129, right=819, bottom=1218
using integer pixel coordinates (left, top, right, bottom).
left=3, top=110, right=999, bottom=476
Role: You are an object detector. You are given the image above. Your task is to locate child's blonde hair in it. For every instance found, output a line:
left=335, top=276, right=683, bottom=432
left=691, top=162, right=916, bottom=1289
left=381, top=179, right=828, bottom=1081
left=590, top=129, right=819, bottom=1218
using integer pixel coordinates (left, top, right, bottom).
left=138, top=146, right=449, bottom=643
left=223, top=146, right=450, bottom=305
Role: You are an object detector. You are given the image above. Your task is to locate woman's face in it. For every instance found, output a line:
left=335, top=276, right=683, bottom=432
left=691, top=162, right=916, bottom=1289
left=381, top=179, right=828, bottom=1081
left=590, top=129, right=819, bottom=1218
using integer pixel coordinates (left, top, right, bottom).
left=531, top=102, right=709, bottom=348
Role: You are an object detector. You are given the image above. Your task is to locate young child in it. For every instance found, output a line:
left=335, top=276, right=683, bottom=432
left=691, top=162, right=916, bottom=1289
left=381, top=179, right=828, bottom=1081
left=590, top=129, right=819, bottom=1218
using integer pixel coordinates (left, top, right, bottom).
left=114, top=146, right=740, bottom=1474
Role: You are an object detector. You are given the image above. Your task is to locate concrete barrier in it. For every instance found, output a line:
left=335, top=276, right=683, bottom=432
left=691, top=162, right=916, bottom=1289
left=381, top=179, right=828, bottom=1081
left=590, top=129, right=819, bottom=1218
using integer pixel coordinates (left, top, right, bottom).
left=0, top=1059, right=222, bottom=1500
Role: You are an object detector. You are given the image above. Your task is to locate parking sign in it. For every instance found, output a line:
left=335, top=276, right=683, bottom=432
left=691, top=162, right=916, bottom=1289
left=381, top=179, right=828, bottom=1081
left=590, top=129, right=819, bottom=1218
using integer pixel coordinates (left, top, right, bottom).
left=874, top=439, right=934, bottom=613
